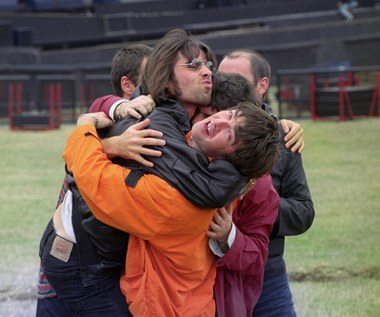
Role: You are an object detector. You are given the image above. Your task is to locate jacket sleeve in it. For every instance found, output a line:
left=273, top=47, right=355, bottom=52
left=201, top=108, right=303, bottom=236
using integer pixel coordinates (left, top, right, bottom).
left=89, top=95, right=126, bottom=119
left=55, top=176, right=69, bottom=208
left=63, top=125, right=190, bottom=239
left=107, top=111, right=247, bottom=209
left=216, top=176, right=279, bottom=274
left=271, top=141, right=315, bottom=237
left=170, top=155, right=247, bottom=209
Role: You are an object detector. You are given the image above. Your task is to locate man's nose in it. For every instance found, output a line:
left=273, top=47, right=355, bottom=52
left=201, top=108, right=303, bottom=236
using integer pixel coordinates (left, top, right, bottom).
left=214, top=118, right=229, bottom=130
left=200, top=65, right=212, bottom=76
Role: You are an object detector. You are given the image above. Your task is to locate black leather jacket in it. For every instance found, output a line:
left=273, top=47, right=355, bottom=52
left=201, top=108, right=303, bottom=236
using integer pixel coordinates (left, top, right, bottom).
left=265, top=125, right=315, bottom=277
left=107, top=99, right=246, bottom=207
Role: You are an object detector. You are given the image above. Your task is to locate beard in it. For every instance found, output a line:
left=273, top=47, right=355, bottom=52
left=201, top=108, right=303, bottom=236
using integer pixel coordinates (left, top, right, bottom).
left=170, top=78, right=211, bottom=107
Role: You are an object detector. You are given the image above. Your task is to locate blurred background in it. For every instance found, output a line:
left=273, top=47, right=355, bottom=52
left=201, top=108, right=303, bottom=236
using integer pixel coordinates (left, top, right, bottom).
left=1, top=1, right=380, bottom=316
left=1, top=0, right=380, bottom=129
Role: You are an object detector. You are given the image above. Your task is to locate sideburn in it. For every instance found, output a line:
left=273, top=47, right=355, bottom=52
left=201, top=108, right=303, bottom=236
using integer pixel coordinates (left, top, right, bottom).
left=167, top=77, right=182, bottom=100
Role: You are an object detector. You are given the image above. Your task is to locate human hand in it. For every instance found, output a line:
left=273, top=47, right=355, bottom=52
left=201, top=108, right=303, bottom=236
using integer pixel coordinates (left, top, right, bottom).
left=280, top=119, right=305, bottom=153
left=101, top=118, right=165, bottom=167
left=206, top=206, right=233, bottom=243
left=77, top=112, right=114, bottom=129
left=115, top=95, right=155, bottom=120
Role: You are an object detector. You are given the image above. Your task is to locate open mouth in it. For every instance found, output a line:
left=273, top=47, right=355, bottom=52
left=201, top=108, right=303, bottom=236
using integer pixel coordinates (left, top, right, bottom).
left=205, top=121, right=211, bottom=136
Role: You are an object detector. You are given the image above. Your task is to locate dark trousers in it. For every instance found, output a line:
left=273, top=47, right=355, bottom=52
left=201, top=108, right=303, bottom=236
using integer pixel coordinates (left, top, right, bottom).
left=253, top=272, right=296, bottom=317
left=36, top=296, right=72, bottom=317
left=38, top=220, right=132, bottom=317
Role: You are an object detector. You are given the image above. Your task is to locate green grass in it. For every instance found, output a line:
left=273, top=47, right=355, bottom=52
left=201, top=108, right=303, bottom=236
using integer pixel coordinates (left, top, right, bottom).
left=292, top=277, right=380, bottom=317
left=284, top=118, right=380, bottom=316
left=0, top=118, right=380, bottom=316
left=0, top=126, right=71, bottom=286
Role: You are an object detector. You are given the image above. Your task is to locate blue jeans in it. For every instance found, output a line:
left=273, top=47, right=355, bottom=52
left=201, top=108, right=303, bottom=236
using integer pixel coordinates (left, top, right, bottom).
left=36, top=296, right=73, bottom=317
left=253, top=272, right=296, bottom=317
left=38, top=220, right=132, bottom=317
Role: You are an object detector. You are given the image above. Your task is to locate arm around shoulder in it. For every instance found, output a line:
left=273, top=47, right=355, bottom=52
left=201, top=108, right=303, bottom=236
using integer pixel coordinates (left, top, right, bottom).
left=89, top=95, right=126, bottom=119
left=271, top=150, right=314, bottom=237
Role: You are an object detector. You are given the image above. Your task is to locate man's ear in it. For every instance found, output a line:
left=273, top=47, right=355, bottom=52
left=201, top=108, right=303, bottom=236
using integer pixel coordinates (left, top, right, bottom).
left=166, top=79, right=174, bottom=93
left=120, top=76, right=135, bottom=97
left=256, top=77, right=270, bottom=96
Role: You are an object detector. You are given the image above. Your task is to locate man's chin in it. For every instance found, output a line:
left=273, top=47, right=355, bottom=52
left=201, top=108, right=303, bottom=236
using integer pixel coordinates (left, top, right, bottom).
left=197, top=95, right=212, bottom=108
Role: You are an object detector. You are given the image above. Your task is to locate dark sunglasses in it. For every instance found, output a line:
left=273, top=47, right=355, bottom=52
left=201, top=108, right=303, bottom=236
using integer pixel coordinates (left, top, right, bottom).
left=177, top=58, right=215, bottom=71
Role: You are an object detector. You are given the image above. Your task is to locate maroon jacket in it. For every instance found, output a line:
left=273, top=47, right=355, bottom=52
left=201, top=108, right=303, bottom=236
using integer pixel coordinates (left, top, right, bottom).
left=214, top=175, right=279, bottom=317
left=89, top=94, right=123, bottom=117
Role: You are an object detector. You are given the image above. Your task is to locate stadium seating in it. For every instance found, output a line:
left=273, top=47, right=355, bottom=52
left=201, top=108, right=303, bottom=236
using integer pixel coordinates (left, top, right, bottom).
left=0, top=0, right=18, bottom=13
left=1, top=0, right=380, bottom=122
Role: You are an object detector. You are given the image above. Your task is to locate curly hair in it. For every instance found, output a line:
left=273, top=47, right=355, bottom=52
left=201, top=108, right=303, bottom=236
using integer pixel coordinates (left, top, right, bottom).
left=211, top=71, right=261, bottom=111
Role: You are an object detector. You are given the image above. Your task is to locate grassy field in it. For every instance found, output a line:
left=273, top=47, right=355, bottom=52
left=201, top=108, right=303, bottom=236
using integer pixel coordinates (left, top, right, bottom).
left=285, top=118, right=380, bottom=316
left=0, top=125, right=71, bottom=296
left=0, top=118, right=380, bottom=316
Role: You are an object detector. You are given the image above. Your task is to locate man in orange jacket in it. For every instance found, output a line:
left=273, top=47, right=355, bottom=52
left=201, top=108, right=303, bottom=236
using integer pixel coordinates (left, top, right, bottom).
left=62, top=30, right=281, bottom=317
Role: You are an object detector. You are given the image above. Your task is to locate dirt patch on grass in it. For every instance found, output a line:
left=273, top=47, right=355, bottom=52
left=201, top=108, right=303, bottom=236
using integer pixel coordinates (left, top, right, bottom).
left=289, top=265, right=380, bottom=282
left=1, top=264, right=379, bottom=316
left=0, top=264, right=38, bottom=316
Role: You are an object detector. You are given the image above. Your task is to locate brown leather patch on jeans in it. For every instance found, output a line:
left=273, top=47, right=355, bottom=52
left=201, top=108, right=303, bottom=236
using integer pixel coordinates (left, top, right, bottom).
left=49, top=235, right=73, bottom=263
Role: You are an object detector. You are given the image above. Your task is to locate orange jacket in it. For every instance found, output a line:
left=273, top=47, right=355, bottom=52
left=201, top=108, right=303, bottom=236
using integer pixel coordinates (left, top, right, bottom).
left=64, top=125, right=216, bottom=317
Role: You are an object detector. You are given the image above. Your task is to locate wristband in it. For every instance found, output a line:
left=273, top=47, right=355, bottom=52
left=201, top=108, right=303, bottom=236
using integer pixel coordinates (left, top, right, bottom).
left=79, top=113, right=98, bottom=129
left=114, top=103, right=122, bottom=121
left=87, top=114, right=98, bottom=129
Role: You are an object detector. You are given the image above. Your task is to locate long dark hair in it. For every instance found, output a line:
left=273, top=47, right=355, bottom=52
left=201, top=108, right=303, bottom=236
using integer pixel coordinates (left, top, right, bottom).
left=140, top=29, right=216, bottom=102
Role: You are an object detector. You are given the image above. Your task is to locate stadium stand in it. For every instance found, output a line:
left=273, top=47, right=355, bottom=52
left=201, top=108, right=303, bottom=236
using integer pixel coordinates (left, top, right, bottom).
left=0, top=0, right=18, bottom=13
left=277, top=66, right=380, bottom=121
left=0, top=0, right=379, bottom=124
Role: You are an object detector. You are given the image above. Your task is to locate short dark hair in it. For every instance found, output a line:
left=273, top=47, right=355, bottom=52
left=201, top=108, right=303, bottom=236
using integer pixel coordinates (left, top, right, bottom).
left=224, top=101, right=280, bottom=180
left=224, top=49, right=271, bottom=86
left=141, top=29, right=217, bottom=102
left=111, top=44, right=152, bottom=96
left=211, top=71, right=261, bottom=111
